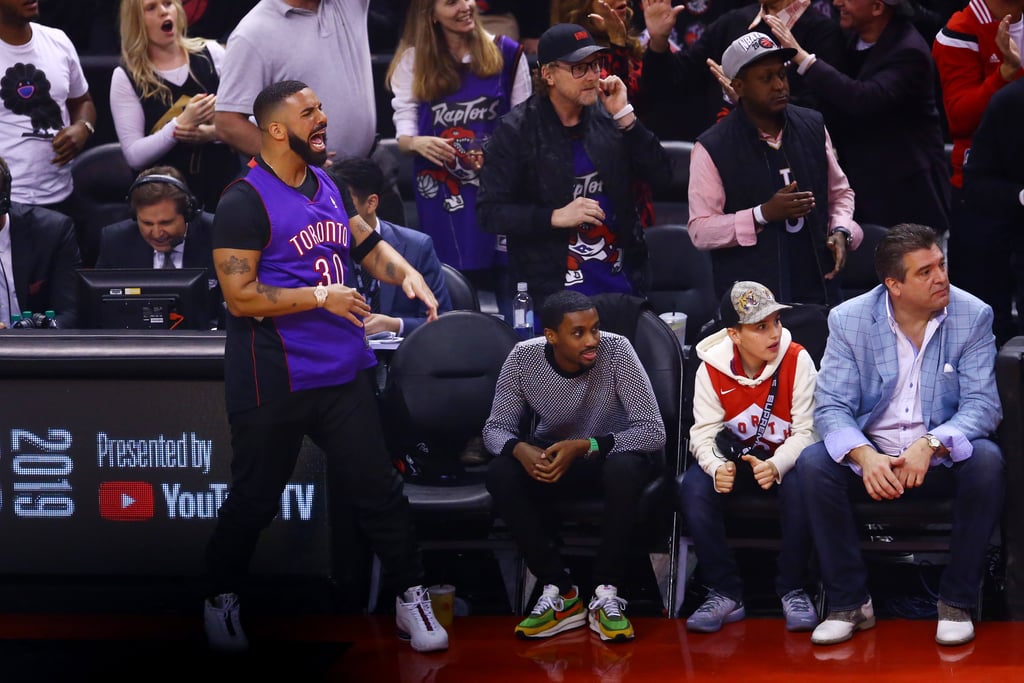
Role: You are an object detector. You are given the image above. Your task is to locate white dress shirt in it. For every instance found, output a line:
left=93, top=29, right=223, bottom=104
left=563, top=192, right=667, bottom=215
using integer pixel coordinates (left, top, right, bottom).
left=867, top=294, right=947, bottom=462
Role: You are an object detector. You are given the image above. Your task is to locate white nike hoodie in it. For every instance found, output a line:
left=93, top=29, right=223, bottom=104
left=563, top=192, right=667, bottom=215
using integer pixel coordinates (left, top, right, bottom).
left=689, top=326, right=819, bottom=491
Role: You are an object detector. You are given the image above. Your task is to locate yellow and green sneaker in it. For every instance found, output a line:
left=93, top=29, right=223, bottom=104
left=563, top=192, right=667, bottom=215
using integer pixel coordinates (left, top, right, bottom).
left=514, top=584, right=586, bottom=639
left=588, top=585, right=635, bottom=642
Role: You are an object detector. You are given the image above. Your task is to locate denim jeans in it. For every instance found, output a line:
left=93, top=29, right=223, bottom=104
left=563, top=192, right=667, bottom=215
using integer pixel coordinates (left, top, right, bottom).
left=678, top=460, right=813, bottom=602
left=798, top=439, right=1004, bottom=611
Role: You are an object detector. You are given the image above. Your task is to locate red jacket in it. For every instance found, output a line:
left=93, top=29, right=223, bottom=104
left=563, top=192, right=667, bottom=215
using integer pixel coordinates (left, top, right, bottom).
left=933, top=0, right=1022, bottom=188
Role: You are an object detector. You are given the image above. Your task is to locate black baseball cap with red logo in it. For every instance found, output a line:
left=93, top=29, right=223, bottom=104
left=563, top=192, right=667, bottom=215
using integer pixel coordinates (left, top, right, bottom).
left=538, top=23, right=608, bottom=65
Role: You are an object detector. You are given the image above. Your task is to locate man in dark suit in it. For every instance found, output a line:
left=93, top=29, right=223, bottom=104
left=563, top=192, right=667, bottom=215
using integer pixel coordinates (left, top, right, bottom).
left=95, top=166, right=222, bottom=326
left=330, top=158, right=451, bottom=337
left=764, top=0, right=950, bottom=234
left=0, top=156, right=81, bottom=328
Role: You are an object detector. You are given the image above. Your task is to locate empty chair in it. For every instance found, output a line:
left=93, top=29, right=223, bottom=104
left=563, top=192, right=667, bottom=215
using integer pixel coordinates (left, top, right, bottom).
left=368, top=310, right=521, bottom=610
left=442, top=263, right=481, bottom=312
left=644, top=224, right=717, bottom=346
left=70, top=142, right=135, bottom=266
left=840, top=223, right=888, bottom=301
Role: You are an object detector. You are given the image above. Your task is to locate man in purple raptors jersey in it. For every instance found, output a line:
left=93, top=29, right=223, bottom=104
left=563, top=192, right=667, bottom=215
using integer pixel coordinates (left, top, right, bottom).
left=203, top=80, right=447, bottom=654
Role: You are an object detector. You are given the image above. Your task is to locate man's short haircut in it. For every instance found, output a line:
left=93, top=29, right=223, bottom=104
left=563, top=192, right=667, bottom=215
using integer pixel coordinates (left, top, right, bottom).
left=541, top=289, right=596, bottom=331
left=330, top=158, right=385, bottom=204
left=128, top=165, right=190, bottom=214
left=874, top=223, right=939, bottom=284
left=253, top=79, right=309, bottom=128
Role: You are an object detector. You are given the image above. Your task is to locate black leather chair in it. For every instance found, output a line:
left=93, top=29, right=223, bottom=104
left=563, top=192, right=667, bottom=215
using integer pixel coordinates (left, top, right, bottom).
left=376, top=138, right=417, bottom=228
left=840, top=223, right=888, bottom=301
left=643, top=224, right=716, bottom=347
left=997, top=336, right=1024, bottom=618
left=70, top=142, right=135, bottom=267
left=515, top=298, right=685, bottom=615
left=653, top=141, right=693, bottom=226
left=367, top=310, right=521, bottom=610
left=442, top=263, right=481, bottom=312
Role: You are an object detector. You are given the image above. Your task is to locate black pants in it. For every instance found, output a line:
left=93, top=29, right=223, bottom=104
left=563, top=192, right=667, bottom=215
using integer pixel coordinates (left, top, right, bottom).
left=486, top=451, right=653, bottom=589
left=206, top=373, right=422, bottom=597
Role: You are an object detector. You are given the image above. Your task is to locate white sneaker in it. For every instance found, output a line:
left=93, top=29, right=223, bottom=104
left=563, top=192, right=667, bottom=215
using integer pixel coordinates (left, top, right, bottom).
left=936, top=600, right=975, bottom=646
left=204, top=592, right=249, bottom=653
left=811, top=597, right=875, bottom=646
left=396, top=585, right=449, bottom=652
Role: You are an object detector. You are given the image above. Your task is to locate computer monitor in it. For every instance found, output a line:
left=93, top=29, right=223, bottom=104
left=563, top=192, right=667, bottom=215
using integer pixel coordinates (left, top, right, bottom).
left=76, top=268, right=211, bottom=330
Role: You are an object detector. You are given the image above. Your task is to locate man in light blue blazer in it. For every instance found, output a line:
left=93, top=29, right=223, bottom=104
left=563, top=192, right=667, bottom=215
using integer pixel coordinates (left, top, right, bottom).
left=331, top=158, right=452, bottom=337
left=799, top=223, right=1003, bottom=648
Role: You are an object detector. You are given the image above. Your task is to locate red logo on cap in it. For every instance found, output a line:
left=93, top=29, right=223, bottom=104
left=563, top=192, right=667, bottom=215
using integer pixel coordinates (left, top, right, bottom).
left=759, top=36, right=775, bottom=48
left=574, top=31, right=589, bottom=40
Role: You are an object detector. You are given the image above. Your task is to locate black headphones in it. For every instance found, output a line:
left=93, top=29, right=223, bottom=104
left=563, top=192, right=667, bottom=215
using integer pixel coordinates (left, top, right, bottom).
left=127, top=173, right=200, bottom=222
left=0, top=163, right=11, bottom=216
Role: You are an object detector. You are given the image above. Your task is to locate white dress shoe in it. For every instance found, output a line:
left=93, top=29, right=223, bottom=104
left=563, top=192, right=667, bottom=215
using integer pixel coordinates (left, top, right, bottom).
left=811, top=597, right=875, bottom=646
left=936, top=601, right=975, bottom=646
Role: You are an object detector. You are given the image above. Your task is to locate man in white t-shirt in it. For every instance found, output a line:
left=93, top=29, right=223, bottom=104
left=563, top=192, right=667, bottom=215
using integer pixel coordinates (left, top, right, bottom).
left=0, top=0, right=95, bottom=209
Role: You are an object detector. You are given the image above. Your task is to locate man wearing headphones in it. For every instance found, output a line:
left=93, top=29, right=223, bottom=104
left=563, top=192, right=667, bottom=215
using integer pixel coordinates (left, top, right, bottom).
left=0, top=154, right=82, bottom=329
left=95, top=166, right=223, bottom=327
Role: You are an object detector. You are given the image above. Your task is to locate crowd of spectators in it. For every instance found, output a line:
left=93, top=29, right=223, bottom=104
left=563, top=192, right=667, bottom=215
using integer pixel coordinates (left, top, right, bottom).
left=0, top=0, right=1018, bottom=655
left=3, top=0, right=1018, bottom=339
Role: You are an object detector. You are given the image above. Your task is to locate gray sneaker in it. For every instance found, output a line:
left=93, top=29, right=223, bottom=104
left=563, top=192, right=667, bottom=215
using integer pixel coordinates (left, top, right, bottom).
left=781, top=589, right=819, bottom=631
left=686, top=590, right=745, bottom=633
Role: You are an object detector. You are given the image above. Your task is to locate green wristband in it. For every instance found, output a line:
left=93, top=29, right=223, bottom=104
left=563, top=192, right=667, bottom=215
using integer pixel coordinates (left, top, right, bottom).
left=588, top=437, right=600, bottom=456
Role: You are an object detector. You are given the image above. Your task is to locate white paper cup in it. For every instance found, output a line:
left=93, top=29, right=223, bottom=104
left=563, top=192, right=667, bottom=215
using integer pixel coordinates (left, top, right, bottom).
left=659, top=311, right=687, bottom=347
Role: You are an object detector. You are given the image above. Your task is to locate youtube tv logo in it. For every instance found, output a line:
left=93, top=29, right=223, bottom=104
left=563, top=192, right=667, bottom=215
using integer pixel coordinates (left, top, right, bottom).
left=99, top=482, right=155, bottom=521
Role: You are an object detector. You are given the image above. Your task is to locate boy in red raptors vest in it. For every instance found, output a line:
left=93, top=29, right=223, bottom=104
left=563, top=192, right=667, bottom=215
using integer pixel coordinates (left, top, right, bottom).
left=681, top=281, right=819, bottom=633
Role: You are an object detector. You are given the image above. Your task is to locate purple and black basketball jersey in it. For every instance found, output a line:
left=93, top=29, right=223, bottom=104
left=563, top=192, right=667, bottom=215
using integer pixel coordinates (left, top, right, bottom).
left=223, top=164, right=376, bottom=412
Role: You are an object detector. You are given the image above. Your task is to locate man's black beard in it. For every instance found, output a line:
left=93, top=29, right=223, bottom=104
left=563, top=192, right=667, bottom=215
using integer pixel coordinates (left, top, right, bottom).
left=288, top=129, right=328, bottom=167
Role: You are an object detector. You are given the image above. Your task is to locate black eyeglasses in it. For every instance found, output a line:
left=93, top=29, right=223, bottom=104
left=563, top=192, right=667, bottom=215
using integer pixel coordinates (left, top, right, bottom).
left=552, top=60, right=604, bottom=79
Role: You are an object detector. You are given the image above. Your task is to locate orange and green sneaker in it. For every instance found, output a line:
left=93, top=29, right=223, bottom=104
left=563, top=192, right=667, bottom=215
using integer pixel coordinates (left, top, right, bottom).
left=514, top=584, right=586, bottom=639
left=588, top=585, right=635, bottom=642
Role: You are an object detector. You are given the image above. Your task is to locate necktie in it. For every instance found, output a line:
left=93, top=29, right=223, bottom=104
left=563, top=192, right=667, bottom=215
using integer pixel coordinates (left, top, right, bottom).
left=161, top=251, right=176, bottom=269
left=354, top=263, right=380, bottom=314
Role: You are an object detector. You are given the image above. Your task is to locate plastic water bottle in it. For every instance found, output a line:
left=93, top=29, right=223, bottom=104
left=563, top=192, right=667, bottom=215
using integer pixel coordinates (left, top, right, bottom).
left=45, top=310, right=59, bottom=328
left=12, top=311, right=35, bottom=328
left=512, top=282, right=534, bottom=340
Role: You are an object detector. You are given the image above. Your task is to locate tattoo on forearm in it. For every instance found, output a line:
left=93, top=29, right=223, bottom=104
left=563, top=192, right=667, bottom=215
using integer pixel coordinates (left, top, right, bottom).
left=218, top=255, right=251, bottom=275
left=256, top=282, right=282, bottom=303
left=385, top=261, right=397, bottom=280
left=351, top=218, right=372, bottom=236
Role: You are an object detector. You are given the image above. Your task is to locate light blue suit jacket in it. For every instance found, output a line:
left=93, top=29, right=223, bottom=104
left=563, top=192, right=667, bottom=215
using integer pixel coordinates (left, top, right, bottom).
left=378, top=220, right=452, bottom=335
left=815, top=284, right=1001, bottom=465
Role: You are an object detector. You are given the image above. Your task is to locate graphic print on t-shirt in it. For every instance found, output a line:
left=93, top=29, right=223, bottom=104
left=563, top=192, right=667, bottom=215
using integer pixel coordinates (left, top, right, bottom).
left=415, top=95, right=502, bottom=214
left=565, top=140, right=631, bottom=295
left=1, top=62, right=63, bottom=138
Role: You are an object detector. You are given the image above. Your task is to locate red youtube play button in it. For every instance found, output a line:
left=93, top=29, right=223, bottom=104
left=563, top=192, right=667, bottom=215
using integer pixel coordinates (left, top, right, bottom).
left=99, top=482, right=155, bottom=521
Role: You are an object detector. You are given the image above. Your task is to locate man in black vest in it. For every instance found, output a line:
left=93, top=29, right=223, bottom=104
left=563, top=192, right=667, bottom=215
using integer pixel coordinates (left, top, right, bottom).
left=688, top=32, right=863, bottom=306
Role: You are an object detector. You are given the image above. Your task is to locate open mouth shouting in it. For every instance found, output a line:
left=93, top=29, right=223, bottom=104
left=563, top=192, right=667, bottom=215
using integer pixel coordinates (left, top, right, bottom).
left=161, top=19, right=174, bottom=34
left=309, top=125, right=327, bottom=153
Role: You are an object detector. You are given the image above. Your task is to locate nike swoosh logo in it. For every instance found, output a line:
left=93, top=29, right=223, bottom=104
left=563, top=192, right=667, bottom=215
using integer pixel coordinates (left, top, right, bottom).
left=720, top=388, right=735, bottom=395
left=555, top=602, right=583, bottom=620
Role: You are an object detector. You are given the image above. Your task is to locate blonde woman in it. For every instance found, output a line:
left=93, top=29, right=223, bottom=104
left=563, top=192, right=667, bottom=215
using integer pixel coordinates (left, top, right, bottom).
left=387, top=0, right=531, bottom=320
left=111, top=0, right=239, bottom=211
